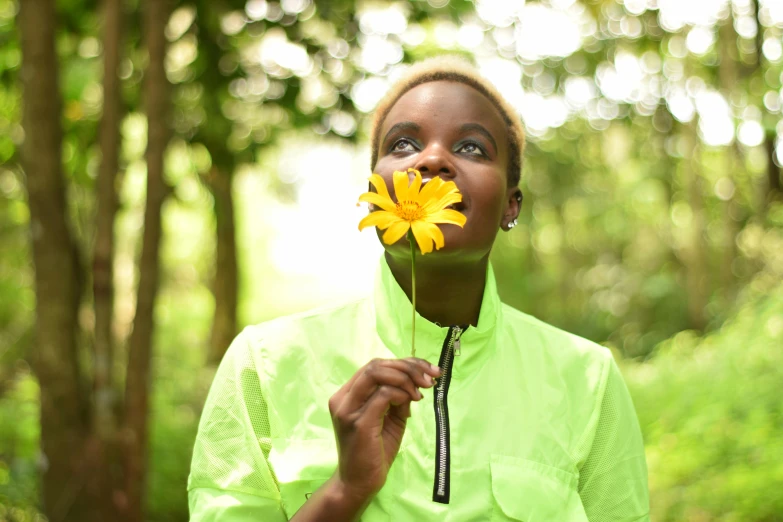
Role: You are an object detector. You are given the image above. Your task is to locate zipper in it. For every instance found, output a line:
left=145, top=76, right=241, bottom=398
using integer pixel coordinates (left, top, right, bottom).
left=432, top=325, right=466, bottom=504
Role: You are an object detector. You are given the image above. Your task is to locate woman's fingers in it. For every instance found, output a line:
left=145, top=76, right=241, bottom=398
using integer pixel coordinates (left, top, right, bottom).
left=389, top=401, right=412, bottom=423
left=356, top=385, right=413, bottom=427
left=330, top=358, right=441, bottom=422
left=340, top=358, right=440, bottom=413
left=350, top=366, right=421, bottom=405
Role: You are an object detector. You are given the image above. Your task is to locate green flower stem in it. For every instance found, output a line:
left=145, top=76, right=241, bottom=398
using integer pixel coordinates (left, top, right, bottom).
left=408, top=230, right=416, bottom=358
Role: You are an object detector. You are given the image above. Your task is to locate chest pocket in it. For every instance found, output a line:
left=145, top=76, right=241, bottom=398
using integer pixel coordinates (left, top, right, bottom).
left=269, top=438, right=336, bottom=518
left=490, top=455, right=589, bottom=522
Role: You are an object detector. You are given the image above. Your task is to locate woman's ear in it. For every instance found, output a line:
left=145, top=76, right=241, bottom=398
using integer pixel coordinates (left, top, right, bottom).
left=501, top=187, right=523, bottom=230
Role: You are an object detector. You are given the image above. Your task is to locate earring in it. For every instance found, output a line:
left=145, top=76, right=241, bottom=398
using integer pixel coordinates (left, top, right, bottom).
left=508, top=218, right=518, bottom=230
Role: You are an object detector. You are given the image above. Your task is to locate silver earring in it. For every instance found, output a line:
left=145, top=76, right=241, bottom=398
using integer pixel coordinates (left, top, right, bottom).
left=508, top=219, right=518, bottom=229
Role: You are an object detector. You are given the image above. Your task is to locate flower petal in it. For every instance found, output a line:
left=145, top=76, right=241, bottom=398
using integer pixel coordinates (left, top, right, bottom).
left=392, top=170, right=411, bottom=203
left=421, top=182, right=461, bottom=211
left=407, top=169, right=422, bottom=199
left=382, top=220, right=411, bottom=245
left=431, top=179, right=459, bottom=198
left=368, top=174, right=391, bottom=201
left=416, top=176, right=445, bottom=203
left=421, top=221, right=445, bottom=249
left=411, top=220, right=442, bottom=254
left=422, top=193, right=462, bottom=213
left=358, top=192, right=396, bottom=212
left=425, top=209, right=467, bottom=227
left=358, top=211, right=400, bottom=231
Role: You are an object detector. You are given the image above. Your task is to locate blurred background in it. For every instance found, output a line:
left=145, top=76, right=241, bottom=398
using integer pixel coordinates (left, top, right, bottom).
left=1, top=0, right=782, bottom=520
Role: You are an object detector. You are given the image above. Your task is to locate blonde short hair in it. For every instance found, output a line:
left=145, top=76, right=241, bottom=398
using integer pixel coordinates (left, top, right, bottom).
left=369, top=55, right=526, bottom=186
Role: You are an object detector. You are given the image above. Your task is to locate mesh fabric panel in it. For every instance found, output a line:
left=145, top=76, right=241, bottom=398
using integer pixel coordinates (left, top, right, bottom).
left=577, top=359, right=649, bottom=521
left=188, top=330, right=280, bottom=499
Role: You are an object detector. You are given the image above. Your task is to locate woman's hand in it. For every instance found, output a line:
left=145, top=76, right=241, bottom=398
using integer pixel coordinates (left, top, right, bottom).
left=328, top=357, right=442, bottom=500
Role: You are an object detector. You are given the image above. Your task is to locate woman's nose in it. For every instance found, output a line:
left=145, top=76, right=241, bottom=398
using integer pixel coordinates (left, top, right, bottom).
left=412, top=144, right=454, bottom=179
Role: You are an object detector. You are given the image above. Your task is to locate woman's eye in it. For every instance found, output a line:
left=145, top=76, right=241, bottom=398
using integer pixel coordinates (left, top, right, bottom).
left=458, top=142, right=485, bottom=156
left=392, top=139, right=416, bottom=152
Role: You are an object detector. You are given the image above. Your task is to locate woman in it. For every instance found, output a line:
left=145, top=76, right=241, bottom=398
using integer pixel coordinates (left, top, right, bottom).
left=187, top=56, right=650, bottom=521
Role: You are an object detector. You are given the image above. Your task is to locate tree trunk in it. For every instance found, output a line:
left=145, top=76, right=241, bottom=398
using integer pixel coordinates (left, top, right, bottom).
left=683, top=125, right=708, bottom=331
left=92, top=0, right=126, bottom=518
left=194, top=0, right=241, bottom=364
left=123, top=1, right=171, bottom=521
left=19, top=0, right=91, bottom=520
left=764, top=134, right=781, bottom=195
left=755, top=0, right=782, bottom=200
left=94, top=0, right=122, bottom=442
left=206, top=167, right=239, bottom=364
left=717, top=16, right=739, bottom=298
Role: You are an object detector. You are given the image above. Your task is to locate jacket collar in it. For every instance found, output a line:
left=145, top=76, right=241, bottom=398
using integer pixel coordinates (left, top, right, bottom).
left=372, top=254, right=500, bottom=369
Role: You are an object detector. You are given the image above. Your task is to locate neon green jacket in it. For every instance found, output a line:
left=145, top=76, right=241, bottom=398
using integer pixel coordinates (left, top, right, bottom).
left=188, top=257, right=650, bottom=521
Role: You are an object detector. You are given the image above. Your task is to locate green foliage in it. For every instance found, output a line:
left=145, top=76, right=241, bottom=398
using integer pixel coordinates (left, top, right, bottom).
left=145, top=284, right=214, bottom=522
left=0, top=368, right=40, bottom=522
left=624, top=281, right=783, bottom=521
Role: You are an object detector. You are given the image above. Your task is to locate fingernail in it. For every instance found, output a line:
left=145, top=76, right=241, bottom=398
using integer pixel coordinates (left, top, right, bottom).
left=430, top=364, right=442, bottom=375
left=424, top=374, right=433, bottom=386
left=417, top=390, right=424, bottom=400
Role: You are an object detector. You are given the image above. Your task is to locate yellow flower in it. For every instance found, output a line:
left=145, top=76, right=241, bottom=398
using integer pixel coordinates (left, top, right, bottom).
left=358, top=168, right=467, bottom=254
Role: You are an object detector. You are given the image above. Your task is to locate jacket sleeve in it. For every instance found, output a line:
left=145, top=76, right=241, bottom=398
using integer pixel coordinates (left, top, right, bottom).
left=578, top=357, right=650, bottom=522
left=188, top=329, right=288, bottom=522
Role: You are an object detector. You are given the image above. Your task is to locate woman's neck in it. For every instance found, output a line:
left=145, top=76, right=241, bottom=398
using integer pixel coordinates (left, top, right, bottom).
left=385, top=251, right=488, bottom=328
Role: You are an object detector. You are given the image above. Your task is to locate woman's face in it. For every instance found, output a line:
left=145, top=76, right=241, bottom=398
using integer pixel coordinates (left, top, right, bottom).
left=373, top=80, right=520, bottom=262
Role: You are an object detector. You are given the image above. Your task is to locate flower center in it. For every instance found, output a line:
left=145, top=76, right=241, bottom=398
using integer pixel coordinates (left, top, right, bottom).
left=396, top=200, right=425, bottom=222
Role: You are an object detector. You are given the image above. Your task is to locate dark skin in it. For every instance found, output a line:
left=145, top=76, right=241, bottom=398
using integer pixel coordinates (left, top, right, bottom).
left=291, top=80, right=522, bottom=522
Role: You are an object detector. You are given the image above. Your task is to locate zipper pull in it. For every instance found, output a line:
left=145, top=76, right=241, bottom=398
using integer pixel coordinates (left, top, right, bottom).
left=453, top=326, right=462, bottom=356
